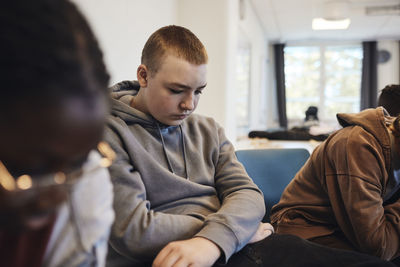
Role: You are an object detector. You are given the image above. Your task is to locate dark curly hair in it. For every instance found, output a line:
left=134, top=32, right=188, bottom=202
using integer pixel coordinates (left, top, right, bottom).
left=0, top=0, right=110, bottom=111
left=378, top=84, right=400, bottom=117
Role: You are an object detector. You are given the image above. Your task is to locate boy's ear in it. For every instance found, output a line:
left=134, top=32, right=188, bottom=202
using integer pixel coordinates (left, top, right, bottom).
left=137, top=64, right=148, bottom=87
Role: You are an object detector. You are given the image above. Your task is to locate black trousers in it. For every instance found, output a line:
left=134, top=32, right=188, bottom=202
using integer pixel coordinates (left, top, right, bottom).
left=215, top=234, right=396, bottom=267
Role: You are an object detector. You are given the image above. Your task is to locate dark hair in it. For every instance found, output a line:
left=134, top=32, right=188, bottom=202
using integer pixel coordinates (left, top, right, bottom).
left=141, top=25, right=208, bottom=75
left=0, top=0, right=110, bottom=111
left=305, top=106, right=319, bottom=121
left=378, top=85, right=400, bottom=117
left=391, top=116, right=400, bottom=137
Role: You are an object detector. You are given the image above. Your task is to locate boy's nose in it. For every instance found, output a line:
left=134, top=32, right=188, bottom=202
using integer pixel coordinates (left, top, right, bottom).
left=180, top=96, right=194, bottom=111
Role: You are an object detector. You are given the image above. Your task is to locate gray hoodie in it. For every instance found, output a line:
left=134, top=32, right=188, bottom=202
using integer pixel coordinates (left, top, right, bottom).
left=105, top=81, right=265, bottom=265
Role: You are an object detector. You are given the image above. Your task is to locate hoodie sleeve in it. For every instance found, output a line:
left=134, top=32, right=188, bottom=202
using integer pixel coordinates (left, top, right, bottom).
left=325, top=126, right=400, bottom=260
left=194, top=124, right=265, bottom=261
left=104, top=126, right=204, bottom=261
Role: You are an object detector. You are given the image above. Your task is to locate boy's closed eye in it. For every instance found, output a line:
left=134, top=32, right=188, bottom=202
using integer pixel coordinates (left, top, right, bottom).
left=169, top=88, right=183, bottom=94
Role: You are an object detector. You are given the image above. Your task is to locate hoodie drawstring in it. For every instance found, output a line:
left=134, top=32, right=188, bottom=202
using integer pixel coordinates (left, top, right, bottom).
left=156, top=123, right=188, bottom=179
left=179, top=124, right=189, bottom=179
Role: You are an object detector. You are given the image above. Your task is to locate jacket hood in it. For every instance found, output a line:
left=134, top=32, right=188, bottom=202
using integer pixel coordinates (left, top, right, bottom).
left=109, top=80, right=156, bottom=127
left=336, top=107, right=391, bottom=149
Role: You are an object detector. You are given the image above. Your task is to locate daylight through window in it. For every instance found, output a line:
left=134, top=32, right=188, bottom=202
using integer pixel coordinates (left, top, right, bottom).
left=284, top=44, right=362, bottom=127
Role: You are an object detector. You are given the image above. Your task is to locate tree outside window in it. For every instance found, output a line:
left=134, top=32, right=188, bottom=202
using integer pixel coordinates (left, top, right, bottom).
left=284, top=44, right=362, bottom=127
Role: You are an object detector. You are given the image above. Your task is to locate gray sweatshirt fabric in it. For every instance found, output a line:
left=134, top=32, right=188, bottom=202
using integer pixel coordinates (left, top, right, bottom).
left=105, top=80, right=265, bottom=265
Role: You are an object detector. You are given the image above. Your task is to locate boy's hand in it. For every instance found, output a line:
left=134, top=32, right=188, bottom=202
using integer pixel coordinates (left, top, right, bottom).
left=152, top=237, right=221, bottom=267
left=248, top=222, right=274, bottom=244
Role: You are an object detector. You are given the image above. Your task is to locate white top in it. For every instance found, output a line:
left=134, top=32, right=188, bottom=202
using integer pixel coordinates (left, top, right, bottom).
left=42, top=150, right=115, bottom=267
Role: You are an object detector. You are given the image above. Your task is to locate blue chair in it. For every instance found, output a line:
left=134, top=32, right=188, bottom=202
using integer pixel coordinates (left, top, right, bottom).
left=235, top=148, right=310, bottom=221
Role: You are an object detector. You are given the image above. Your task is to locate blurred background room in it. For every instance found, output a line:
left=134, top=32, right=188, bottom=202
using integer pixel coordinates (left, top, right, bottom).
left=71, top=0, right=400, bottom=151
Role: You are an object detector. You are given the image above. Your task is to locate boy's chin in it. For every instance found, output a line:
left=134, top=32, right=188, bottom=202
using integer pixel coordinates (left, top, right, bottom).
left=157, top=118, right=185, bottom=126
left=168, top=120, right=184, bottom=126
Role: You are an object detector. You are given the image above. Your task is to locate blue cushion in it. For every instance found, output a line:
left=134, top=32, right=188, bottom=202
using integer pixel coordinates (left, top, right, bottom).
left=235, top=148, right=310, bottom=221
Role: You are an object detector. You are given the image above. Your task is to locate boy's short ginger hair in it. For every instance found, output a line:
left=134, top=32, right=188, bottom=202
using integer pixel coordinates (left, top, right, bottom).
left=141, top=25, right=208, bottom=75
left=378, top=84, right=400, bottom=117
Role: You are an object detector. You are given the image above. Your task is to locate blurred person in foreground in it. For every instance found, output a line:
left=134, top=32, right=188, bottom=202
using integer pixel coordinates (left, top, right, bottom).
left=0, top=0, right=115, bottom=266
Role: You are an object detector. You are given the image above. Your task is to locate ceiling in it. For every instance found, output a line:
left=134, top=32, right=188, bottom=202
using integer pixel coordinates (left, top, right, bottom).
left=249, top=0, right=400, bottom=43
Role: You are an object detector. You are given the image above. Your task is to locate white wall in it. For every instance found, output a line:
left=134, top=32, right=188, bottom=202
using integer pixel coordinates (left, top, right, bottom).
left=377, top=40, right=400, bottom=93
left=71, top=0, right=178, bottom=84
left=238, top=0, right=270, bottom=132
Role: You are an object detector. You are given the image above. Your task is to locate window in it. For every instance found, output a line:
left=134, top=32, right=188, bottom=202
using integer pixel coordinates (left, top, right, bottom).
left=235, top=43, right=251, bottom=136
left=284, top=44, right=362, bottom=127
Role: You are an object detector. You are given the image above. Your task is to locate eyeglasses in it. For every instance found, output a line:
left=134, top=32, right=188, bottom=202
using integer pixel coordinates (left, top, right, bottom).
left=0, top=141, right=116, bottom=193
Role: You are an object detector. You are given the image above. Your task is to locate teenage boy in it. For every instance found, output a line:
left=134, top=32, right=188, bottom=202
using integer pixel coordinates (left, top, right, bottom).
left=105, top=25, right=395, bottom=267
left=0, top=0, right=114, bottom=266
left=106, top=25, right=270, bottom=266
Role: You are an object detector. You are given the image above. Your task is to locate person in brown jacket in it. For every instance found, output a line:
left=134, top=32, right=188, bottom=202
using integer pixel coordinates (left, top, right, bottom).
left=271, top=107, right=400, bottom=262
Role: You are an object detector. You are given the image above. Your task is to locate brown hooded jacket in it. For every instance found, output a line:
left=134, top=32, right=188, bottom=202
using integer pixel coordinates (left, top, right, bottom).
left=271, top=107, right=400, bottom=260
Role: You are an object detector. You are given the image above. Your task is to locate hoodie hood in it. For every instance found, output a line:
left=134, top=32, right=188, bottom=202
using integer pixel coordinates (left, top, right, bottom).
left=110, top=80, right=140, bottom=99
left=336, top=107, right=392, bottom=149
left=109, top=80, right=155, bottom=127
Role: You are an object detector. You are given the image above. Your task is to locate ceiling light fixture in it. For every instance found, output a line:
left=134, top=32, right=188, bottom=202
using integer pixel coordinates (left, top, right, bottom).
left=312, top=18, right=351, bottom=30
left=312, top=1, right=351, bottom=30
